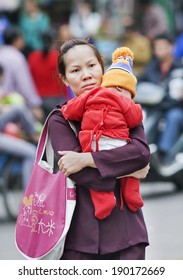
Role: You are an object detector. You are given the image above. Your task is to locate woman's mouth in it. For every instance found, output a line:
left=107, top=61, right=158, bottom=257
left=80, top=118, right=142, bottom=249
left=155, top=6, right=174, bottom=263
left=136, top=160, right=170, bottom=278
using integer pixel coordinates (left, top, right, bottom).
left=82, top=84, right=95, bottom=91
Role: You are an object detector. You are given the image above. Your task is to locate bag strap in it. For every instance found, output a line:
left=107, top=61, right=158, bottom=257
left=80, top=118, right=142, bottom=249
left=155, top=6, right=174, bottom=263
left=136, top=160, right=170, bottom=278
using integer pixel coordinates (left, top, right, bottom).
left=35, top=109, right=77, bottom=167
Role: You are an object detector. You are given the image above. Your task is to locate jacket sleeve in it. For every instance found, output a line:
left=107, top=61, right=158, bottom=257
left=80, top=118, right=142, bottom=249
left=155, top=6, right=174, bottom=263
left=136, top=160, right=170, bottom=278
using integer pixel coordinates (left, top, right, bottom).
left=120, top=97, right=143, bottom=128
left=61, top=94, right=87, bottom=121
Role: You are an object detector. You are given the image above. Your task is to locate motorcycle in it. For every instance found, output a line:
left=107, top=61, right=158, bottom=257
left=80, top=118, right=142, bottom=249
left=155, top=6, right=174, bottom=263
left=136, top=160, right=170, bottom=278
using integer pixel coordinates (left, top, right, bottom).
left=135, top=68, right=183, bottom=191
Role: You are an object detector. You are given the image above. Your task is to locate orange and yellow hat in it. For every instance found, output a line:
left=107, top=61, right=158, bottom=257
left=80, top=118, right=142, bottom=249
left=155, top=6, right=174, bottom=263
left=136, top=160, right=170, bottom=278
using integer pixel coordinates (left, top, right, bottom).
left=101, top=47, right=137, bottom=98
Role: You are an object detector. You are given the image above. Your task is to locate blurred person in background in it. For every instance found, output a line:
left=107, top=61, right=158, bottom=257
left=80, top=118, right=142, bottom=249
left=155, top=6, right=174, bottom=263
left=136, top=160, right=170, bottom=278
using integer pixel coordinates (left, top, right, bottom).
left=0, top=63, right=40, bottom=143
left=56, top=24, right=75, bottom=100
left=0, top=25, right=44, bottom=122
left=0, top=77, right=38, bottom=189
left=0, top=11, right=10, bottom=45
left=0, top=119, right=37, bottom=190
left=18, top=0, right=51, bottom=56
left=28, top=29, right=70, bottom=118
left=173, top=31, right=183, bottom=63
left=139, top=0, right=169, bottom=41
left=121, top=18, right=152, bottom=77
left=0, top=64, right=37, bottom=190
left=138, top=33, right=183, bottom=163
left=0, top=105, right=39, bottom=144
left=56, top=23, right=72, bottom=45
left=69, top=1, right=101, bottom=44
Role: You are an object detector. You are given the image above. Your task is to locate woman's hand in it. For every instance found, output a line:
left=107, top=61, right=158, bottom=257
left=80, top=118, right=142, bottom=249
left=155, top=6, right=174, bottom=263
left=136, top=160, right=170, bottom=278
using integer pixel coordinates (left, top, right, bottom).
left=125, top=163, right=150, bottom=179
left=58, top=151, right=96, bottom=177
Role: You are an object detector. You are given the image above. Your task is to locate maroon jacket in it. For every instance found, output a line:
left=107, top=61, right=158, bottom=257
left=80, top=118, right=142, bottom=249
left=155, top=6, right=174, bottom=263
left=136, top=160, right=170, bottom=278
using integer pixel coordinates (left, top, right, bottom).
left=49, top=105, right=150, bottom=254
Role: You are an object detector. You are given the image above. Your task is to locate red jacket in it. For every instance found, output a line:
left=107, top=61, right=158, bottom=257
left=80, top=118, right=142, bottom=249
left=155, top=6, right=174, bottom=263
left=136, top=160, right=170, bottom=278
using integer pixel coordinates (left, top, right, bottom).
left=61, top=86, right=143, bottom=152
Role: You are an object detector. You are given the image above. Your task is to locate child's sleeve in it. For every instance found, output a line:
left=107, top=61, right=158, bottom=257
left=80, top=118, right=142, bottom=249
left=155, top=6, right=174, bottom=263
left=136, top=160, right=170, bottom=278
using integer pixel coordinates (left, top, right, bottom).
left=61, top=94, right=87, bottom=121
left=120, top=97, right=143, bottom=128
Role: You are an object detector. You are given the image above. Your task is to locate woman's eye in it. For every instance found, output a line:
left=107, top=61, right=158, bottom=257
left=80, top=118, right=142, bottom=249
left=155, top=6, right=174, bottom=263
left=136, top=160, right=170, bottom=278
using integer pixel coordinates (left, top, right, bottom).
left=90, top=64, right=95, bottom=68
left=72, top=69, right=79, bottom=73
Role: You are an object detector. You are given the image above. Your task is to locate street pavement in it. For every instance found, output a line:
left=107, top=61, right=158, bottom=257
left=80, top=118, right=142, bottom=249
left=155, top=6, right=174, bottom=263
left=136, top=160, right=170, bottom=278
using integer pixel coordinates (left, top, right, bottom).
left=142, top=182, right=183, bottom=260
left=0, top=182, right=183, bottom=260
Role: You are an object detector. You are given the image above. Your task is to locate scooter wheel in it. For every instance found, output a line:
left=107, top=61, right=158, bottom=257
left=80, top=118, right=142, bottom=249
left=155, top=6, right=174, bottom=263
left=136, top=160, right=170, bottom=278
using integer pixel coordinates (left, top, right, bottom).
left=173, top=179, right=183, bottom=191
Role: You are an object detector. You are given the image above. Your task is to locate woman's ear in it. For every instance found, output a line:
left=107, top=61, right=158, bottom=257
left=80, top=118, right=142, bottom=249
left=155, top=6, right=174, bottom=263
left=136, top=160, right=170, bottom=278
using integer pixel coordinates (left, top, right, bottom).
left=59, top=74, right=69, bottom=86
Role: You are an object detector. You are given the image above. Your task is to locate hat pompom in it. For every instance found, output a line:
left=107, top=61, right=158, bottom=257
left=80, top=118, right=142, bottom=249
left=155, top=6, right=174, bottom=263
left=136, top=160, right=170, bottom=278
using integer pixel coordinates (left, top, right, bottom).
left=112, top=47, right=134, bottom=63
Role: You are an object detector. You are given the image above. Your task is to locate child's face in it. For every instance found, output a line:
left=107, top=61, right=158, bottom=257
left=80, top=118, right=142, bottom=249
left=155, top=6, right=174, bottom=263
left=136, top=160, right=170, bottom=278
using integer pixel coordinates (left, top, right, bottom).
left=107, top=86, right=132, bottom=98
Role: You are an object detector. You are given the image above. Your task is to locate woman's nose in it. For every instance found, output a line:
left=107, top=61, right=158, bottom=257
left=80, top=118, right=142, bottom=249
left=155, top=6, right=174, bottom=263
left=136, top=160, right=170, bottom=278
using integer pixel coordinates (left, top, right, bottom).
left=82, top=69, right=92, bottom=79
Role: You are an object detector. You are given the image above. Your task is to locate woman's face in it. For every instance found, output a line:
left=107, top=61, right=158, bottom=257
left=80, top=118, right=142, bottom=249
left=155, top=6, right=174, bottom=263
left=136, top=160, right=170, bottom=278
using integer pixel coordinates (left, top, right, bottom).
left=63, top=45, right=103, bottom=97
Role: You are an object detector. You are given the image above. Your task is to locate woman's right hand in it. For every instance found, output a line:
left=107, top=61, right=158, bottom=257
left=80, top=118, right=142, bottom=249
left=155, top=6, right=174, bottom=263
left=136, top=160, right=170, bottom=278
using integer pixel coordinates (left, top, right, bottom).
left=125, top=163, right=150, bottom=179
left=58, top=151, right=96, bottom=177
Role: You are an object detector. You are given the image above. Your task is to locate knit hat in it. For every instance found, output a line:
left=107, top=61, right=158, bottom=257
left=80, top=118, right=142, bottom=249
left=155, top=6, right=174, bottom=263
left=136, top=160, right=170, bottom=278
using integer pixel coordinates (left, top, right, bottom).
left=101, top=47, right=137, bottom=98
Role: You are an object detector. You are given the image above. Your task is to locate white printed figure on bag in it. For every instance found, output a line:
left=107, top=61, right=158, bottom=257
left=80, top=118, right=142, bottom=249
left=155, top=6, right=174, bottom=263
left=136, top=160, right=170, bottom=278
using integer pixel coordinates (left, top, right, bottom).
left=19, top=194, right=33, bottom=226
left=38, top=219, right=55, bottom=236
left=19, top=192, right=56, bottom=236
left=33, top=192, right=46, bottom=207
left=31, top=210, right=39, bottom=232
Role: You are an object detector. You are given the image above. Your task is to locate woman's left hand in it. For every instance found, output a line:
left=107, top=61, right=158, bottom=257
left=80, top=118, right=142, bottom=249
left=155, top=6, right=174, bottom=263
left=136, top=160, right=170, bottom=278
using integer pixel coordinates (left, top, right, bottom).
left=58, top=151, right=96, bottom=176
left=126, top=163, right=150, bottom=179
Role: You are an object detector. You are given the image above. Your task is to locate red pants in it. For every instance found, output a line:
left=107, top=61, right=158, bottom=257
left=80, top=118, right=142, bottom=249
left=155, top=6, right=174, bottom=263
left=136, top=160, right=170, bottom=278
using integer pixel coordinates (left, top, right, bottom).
left=90, top=176, right=144, bottom=219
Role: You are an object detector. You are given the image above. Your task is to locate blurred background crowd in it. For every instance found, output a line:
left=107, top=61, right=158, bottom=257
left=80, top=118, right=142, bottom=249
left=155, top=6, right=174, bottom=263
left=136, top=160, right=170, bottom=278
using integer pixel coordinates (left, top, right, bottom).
left=0, top=0, right=183, bottom=219
left=0, top=0, right=183, bottom=119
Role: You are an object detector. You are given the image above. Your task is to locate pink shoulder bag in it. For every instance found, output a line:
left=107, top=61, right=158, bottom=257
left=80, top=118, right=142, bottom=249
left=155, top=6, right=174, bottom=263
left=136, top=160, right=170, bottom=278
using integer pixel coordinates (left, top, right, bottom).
left=15, top=109, right=76, bottom=259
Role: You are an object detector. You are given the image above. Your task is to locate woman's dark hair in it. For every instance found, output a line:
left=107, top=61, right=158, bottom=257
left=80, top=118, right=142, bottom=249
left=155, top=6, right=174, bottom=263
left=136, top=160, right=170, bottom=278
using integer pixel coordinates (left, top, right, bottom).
left=58, top=39, right=104, bottom=78
left=41, top=32, right=52, bottom=57
left=153, top=33, right=175, bottom=44
left=41, top=29, right=55, bottom=57
left=3, top=25, right=22, bottom=45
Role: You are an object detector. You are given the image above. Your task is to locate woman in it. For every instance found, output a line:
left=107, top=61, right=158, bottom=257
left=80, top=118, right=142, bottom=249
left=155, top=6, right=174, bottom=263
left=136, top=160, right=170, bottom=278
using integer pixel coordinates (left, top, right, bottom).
left=49, top=39, right=150, bottom=260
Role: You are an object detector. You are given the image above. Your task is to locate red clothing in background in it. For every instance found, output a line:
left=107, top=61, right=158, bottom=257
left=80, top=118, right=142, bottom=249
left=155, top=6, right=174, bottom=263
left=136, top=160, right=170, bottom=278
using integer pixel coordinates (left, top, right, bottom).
left=28, top=50, right=67, bottom=98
